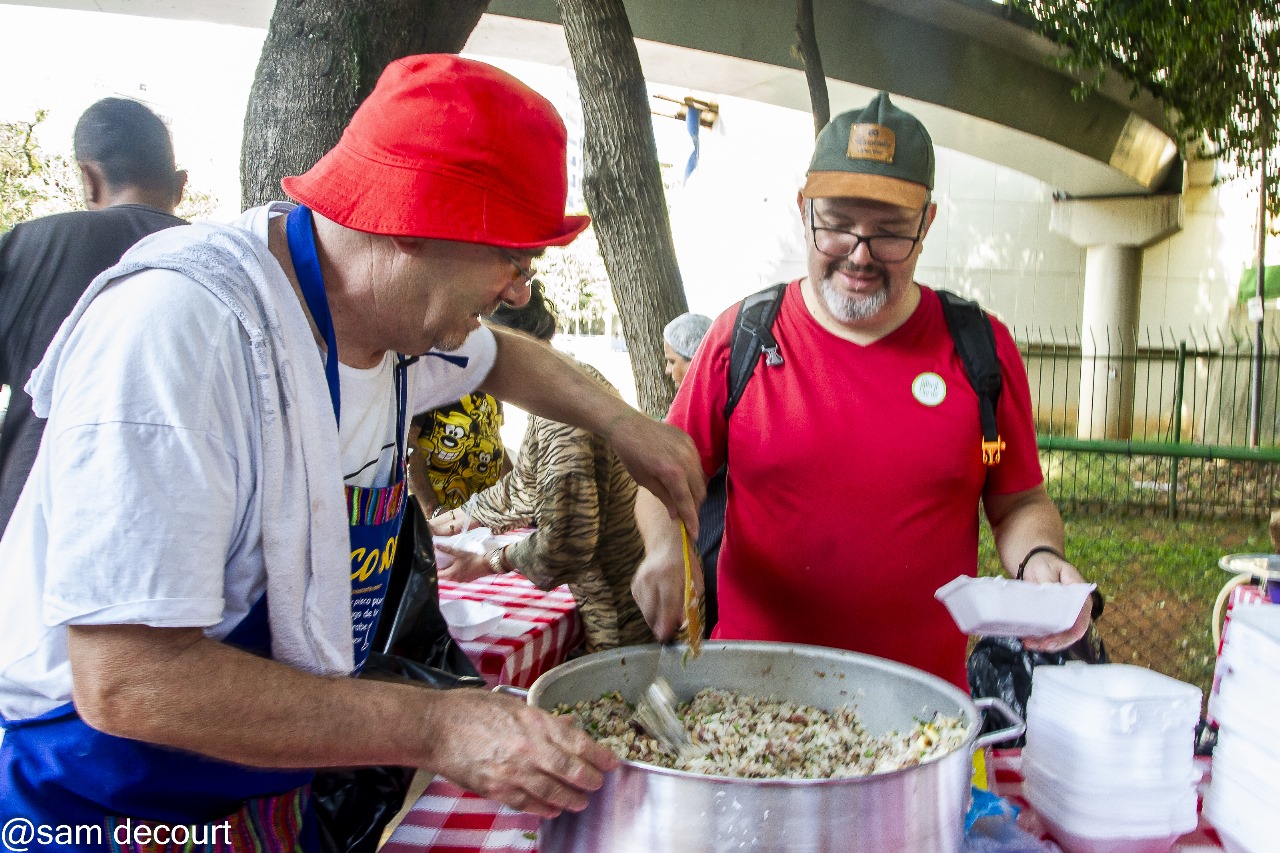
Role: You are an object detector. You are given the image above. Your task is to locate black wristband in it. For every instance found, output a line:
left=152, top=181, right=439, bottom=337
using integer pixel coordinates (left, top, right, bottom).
left=1017, top=545, right=1065, bottom=580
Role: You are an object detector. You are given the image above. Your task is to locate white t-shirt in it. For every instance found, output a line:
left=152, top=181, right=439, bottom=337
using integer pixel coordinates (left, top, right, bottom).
left=0, top=205, right=496, bottom=722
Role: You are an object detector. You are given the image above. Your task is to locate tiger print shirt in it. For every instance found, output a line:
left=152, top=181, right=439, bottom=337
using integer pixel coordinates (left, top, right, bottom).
left=469, top=362, right=654, bottom=653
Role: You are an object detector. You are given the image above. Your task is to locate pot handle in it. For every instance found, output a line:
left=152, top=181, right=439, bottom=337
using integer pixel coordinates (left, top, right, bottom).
left=972, top=697, right=1026, bottom=749
left=493, top=684, right=530, bottom=700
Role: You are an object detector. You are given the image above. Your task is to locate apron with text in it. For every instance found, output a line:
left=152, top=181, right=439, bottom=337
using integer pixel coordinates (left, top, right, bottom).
left=286, top=203, right=412, bottom=674
left=0, top=204, right=414, bottom=850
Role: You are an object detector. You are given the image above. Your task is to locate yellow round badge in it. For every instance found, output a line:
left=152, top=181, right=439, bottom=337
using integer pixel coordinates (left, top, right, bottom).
left=912, top=372, right=946, bottom=407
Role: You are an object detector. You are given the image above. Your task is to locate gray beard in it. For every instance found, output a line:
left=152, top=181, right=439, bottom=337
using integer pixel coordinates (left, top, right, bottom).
left=433, top=328, right=471, bottom=353
left=821, top=277, right=888, bottom=323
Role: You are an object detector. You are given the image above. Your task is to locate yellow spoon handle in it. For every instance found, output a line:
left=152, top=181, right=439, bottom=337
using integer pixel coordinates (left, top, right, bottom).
left=680, top=521, right=702, bottom=657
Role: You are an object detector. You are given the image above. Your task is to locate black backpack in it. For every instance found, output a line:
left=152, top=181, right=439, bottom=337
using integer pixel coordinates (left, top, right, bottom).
left=692, top=282, right=1007, bottom=636
left=723, top=282, right=1006, bottom=466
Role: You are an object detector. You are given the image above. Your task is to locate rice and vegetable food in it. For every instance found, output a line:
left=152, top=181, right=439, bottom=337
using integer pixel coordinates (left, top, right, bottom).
left=554, top=687, right=966, bottom=779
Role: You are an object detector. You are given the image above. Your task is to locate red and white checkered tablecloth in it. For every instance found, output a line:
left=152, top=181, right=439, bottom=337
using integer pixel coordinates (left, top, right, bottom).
left=382, top=780, right=538, bottom=853
left=382, top=574, right=578, bottom=853
left=440, top=573, right=583, bottom=690
left=385, top=750, right=1228, bottom=853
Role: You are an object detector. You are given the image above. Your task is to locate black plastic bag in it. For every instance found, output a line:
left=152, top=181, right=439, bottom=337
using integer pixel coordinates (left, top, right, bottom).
left=311, top=500, right=484, bottom=853
left=967, top=591, right=1106, bottom=747
left=372, top=507, right=478, bottom=670
left=311, top=764, right=415, bottom=853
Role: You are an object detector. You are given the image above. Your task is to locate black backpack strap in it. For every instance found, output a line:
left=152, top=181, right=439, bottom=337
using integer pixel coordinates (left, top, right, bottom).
left=936, top=289, right=1005, bottom=466
left=724, top=281, right=788, bottom=420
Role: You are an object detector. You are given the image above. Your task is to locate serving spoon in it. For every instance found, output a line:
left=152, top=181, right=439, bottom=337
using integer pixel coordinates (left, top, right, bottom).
left=632, top=522, right=701, bottom=756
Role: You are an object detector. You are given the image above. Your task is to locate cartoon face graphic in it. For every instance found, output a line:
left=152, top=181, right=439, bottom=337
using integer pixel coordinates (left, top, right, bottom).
left=422, top=410, right=476, bottom=469
left=462, top=437, right=502, bottom=481
left=417, top=394, right=506, bottom=510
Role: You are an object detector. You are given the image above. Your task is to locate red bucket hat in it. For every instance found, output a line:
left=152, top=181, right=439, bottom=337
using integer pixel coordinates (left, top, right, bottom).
left=282, top=54, right=588, bottom=249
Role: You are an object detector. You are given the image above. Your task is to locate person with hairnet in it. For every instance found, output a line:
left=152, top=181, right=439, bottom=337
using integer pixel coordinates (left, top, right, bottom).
left=662, top=312, right=713, bottom=387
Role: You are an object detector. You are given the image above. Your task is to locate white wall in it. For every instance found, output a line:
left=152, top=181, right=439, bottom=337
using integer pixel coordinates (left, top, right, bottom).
left=658, top=99, right=1274, bottom=344
left=918, top=148, right=1271, bottom=344
left=662, top=93, right=812, bottom=319
left=917, top=148, right=1082, bottom=335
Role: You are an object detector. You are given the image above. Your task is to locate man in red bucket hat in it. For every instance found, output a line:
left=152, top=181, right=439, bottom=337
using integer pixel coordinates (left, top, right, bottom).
left=0, top=55, right=703, bottom=845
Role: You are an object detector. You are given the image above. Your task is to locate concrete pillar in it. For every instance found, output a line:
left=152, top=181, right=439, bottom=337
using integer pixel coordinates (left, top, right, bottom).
left=1079, top=245, right=1142, bottom=439
left=1050, top=195, right=1183, bottom=439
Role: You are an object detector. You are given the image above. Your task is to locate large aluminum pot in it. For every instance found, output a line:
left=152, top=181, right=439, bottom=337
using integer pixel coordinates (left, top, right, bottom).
left=523, top=641, right=1022, bottom=853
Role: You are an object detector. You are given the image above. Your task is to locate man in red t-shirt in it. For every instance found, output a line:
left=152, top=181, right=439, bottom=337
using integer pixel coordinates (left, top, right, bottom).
left=632, top=92, right=1093, bottom=688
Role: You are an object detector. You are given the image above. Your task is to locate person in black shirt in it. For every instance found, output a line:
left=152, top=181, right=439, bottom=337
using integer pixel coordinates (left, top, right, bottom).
left=0, top=97, right=187, bottom=533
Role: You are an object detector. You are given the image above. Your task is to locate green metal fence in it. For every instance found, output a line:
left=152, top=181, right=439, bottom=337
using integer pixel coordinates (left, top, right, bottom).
left=1015, top=327, right=1280, bottom=519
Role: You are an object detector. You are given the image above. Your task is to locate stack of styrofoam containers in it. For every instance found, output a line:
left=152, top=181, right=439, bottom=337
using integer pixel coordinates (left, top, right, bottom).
left=1020, top=663, right=1202, bottom=853
left=1203, top=604, right=1280, bottom=853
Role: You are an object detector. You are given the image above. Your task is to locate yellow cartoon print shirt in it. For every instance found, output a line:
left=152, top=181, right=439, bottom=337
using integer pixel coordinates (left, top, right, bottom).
left=413, top=393, right=506, bottom=511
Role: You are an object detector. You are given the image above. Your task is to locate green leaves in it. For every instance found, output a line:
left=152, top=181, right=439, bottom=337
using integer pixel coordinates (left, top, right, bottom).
left=0, top=111, right=82, bottom=232
left=1011, top=1, right=1279, bottom=218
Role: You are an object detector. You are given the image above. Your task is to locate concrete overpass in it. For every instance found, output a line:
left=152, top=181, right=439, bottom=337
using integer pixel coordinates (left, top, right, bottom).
left=9, top=0, right=1188, bottom=439
left=9, top=0, right=1179, bottom=197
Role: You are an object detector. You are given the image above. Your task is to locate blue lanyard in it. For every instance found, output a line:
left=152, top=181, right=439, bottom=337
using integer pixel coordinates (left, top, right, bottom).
left=285, top=204, right=343, bottom=425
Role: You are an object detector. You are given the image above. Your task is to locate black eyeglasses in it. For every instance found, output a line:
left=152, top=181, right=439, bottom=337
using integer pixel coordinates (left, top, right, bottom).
left=501, top=249, right=537, bottom=286
left=809, top=199, right=928, bottom=264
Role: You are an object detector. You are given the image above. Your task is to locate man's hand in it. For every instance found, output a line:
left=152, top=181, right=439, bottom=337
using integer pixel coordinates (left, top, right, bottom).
left=607, top=412, right=704, bottom=540
left=985, top=485, right=1093, bottom=654
left=1017, top=549, right=1092, bottom=653
left=630, top=548, right=703, bottom=642
left=631, top=488, right=704, bottom=641
left=479, top=328, right=705, bottom=536
left=423, top=688, right=619, bottom=817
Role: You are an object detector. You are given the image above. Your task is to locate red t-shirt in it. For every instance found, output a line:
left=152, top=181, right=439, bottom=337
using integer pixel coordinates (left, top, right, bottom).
left=668, top=282, right=1043, bottom=687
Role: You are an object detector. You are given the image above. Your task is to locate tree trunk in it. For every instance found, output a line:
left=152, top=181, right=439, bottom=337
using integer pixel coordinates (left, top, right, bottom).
left=556, top=0, right=688, bottom=417
left=241, top=0, right=490, bottom=209
left=795, top=0, right=830, bottom=137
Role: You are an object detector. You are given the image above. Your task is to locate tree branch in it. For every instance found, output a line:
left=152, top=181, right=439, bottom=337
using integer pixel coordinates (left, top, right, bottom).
left=795, top=0, right=830, bottom=137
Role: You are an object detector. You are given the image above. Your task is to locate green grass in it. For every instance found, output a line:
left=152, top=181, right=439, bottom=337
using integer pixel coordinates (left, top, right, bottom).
left=978, top=512, right=1273, bottom=705
left=1040, top=450, right=1280, bottom=520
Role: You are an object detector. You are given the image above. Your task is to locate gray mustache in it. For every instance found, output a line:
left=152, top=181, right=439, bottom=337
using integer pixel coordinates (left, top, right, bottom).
left=834, top=262, right=881, bottom=275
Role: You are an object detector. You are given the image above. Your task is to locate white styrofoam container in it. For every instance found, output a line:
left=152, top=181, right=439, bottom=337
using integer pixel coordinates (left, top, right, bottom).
left=1024, top=773, right=1197, bottom=839
left=1022, top=735, right=1198, bottom=787
left=1226, top=603, right=1280, bottom=645
left=1035, top=809, right=1184, bottom=853
left=1203, top=770, right=1275, bottom=853
left=439, top=598, right=504, bottom=641
left=1208, top=734, right=1280, bottom=804
left=1021, top=760, right=1201, bottom=820
left=934, top=575, right=1096, bottom=636
left=433, top=528, right=530, bottom=570
left=1028, top=664, right=1202, bottom=737
left=433, top=526, right=493, bottom=569
left=1210, top=674, right=1280, bottom=742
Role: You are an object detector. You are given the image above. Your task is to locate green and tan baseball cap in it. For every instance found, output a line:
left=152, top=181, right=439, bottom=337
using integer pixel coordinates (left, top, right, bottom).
left=802, top=91, right=934, bottom=208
